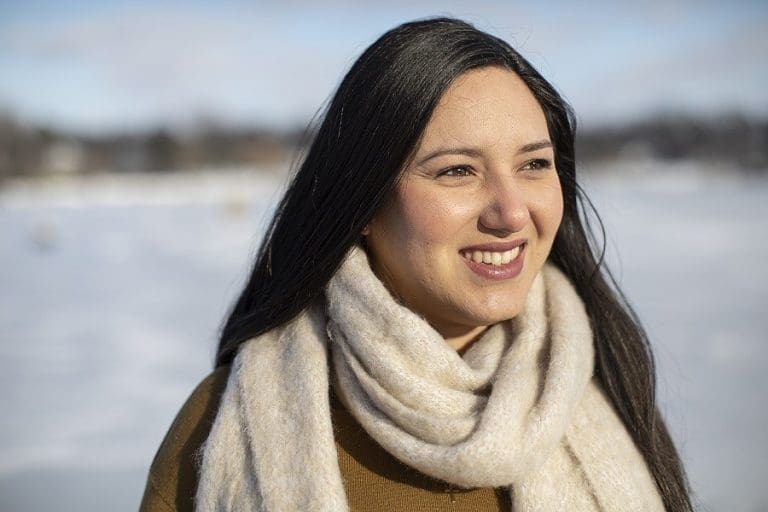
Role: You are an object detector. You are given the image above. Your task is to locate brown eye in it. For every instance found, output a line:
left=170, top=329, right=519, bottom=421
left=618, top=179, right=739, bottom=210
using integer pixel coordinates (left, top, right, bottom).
left=521, top=159, right=552, bottom=171
left=438, top=166, right=473, bottom=178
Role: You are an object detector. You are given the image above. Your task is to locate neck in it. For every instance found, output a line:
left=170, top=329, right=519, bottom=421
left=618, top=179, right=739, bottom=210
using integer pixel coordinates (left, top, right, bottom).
left=439, top=324, right=490, bottom=353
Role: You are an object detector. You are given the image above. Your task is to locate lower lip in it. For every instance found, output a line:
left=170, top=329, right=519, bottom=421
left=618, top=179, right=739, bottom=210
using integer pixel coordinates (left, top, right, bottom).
left=461, top=245, right=526, bottom=281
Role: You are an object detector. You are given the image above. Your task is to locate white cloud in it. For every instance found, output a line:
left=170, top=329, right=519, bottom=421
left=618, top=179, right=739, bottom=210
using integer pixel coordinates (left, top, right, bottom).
left=0, top=4, right=358, bottom=129
left=0, top=1, right=766, bottom=130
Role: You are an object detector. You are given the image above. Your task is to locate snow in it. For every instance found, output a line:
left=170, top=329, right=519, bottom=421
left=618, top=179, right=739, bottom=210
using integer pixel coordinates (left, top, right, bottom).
left=0, top=163, right=766, bottom=511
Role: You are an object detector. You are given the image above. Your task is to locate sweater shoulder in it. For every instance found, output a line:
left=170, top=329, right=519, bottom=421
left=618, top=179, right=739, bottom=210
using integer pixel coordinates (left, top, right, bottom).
left=139, top=365, right=231, bottom=512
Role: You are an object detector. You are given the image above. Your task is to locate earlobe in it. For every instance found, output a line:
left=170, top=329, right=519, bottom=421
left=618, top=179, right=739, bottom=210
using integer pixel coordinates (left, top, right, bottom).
left=361, top=224, right=371, bottom=236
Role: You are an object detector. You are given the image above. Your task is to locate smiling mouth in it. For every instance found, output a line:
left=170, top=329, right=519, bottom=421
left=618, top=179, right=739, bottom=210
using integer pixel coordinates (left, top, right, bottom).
left=461, top=245, right=523, bottom=266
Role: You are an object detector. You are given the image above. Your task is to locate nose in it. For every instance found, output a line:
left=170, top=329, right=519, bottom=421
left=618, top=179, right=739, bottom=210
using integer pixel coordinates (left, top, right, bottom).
left=478, top=178, right=530, bottom=235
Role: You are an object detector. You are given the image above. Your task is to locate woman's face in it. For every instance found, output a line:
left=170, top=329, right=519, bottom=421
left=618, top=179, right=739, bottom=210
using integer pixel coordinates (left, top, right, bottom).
left=364, top=66, right=564, bottom=344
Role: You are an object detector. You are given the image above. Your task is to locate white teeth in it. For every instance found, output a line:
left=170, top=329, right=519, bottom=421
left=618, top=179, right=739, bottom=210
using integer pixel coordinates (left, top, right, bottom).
left=462, top=246, right=521, bottom=266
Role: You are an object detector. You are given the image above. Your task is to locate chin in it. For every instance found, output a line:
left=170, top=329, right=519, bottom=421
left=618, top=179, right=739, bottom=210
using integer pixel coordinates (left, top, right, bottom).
left=478, top=284, right=530, bottom=318
left=451, top=297, right=527, bottom=328
left=477, top=306, right=525, bottom=325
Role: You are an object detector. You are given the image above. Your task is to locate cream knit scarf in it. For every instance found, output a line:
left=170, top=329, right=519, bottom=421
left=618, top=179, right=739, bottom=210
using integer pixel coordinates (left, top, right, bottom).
left=196, top=247, right=665, bottom=511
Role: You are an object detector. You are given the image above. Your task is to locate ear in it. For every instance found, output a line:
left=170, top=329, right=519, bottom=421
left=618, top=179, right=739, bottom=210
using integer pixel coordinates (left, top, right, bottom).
left=361, top=224, right=371, bottom=236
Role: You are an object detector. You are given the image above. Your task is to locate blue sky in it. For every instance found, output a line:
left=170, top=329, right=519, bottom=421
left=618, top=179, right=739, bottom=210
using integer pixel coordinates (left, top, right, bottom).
left=1, top=0, right=766, bottom=133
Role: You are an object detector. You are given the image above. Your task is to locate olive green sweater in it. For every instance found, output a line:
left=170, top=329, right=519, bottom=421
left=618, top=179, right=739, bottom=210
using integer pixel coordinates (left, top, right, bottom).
left=139, top=366, right=510, bottom=511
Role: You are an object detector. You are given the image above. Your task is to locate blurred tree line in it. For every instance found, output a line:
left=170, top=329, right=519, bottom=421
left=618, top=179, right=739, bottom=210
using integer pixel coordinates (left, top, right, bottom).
left=576, top=113, right=768, bottom=170
left=0, top=114, right=305, bottom=179
left=0, top=111, right=766, bottom=181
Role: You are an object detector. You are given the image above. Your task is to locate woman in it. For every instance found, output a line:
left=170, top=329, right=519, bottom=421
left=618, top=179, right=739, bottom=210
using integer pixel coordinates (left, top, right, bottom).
left=140, top=17, right=692, bottom=512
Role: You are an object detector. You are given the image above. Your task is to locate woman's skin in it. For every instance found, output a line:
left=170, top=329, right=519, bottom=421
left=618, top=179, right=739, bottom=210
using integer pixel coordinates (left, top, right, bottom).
left=364, top=66, right=564, bottom=352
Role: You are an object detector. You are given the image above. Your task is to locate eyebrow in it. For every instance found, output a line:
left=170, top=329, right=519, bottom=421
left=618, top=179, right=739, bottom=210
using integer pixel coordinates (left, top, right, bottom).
left=416, top=140, right=552, bottom=166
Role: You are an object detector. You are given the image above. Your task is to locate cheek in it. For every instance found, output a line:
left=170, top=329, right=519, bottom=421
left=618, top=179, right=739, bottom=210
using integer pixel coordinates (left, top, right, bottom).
left=530, top=180, right=564, bottom=238
left=391, top=187, right=473, bottom=248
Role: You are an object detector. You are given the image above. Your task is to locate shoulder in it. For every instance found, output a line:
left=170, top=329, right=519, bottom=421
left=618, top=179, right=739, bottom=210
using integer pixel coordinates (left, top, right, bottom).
left=139, top=365, right=231, bottom=512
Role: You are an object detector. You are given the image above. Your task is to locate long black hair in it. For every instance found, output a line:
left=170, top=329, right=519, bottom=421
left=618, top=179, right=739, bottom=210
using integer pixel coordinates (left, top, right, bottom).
left=217, top=17, right=692, bottom=511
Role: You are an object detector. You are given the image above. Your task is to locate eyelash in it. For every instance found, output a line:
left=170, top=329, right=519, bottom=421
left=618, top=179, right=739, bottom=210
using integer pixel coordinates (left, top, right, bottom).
left=521, top=158, right=553, bottom=171
left=437, top=166, right=473, bottom=178
left=436, top=158, right=553, bottom=178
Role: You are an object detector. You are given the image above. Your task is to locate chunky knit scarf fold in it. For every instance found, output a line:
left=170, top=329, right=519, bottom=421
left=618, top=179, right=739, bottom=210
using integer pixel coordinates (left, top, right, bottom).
left=196, top=247, right=665, bottom=511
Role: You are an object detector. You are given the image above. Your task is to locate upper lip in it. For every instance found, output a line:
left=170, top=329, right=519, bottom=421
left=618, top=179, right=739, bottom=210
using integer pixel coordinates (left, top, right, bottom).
left=460, top=239, right=527, bottom=252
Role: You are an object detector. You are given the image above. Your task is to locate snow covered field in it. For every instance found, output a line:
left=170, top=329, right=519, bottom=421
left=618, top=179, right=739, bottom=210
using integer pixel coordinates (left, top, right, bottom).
left=0, top=162, right=766, bottom=511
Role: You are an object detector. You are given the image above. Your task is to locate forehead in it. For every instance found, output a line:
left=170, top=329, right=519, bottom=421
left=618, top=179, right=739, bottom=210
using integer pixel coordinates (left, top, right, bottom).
left=418, top=67, right=549, bottom=152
